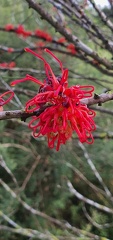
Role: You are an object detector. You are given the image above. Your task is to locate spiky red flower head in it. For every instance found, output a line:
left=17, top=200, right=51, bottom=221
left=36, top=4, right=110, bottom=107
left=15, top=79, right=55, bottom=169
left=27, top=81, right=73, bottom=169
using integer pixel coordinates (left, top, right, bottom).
left=11, top=48, right=96, bottom=150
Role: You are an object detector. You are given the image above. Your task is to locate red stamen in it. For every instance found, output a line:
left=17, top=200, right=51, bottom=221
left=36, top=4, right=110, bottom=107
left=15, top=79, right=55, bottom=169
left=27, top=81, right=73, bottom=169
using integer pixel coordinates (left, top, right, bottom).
left=25, top=48, right=59, bottom=89
left=11, top=74, right=44, bottom=86
left=0, top=91, right=14, bottom=105
left=44, top=48, right=64, bottom=73
left=60, top=69, right=68, bottom=85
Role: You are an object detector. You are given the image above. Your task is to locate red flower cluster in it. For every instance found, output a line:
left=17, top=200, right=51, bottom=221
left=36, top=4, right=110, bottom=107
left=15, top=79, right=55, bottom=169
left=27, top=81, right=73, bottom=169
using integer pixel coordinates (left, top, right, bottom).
left=67, top=44, right=77, bottom=54
left=0, top=91, right=14, bottom=111
left=5, top=24, right=52, bottom=40
left=15, top=25, right=32, bottom=38
left=11, top=48, right=96, bottom=150
left=5, top=24, right=32, bottom=38
left=58, top=37, right=66, bottom=43
left=34, top=29, right=52, bottom=42
left=0, top=61, right=16, bottom=68
left=8, top=48, right=14, bottom=53
left=4, top=24, right=78, bottom=56
left=5, top=24, right=14, bottom=31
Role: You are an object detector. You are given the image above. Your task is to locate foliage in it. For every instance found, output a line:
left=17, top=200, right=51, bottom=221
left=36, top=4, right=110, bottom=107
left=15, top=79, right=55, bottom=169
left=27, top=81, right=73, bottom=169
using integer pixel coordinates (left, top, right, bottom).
left=1, top=0, right=113, bottom=240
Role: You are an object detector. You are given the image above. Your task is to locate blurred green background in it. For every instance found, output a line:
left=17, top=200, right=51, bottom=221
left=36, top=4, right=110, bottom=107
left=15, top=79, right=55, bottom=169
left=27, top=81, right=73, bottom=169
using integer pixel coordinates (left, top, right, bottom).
left=0, top=1, right=113, bottom=239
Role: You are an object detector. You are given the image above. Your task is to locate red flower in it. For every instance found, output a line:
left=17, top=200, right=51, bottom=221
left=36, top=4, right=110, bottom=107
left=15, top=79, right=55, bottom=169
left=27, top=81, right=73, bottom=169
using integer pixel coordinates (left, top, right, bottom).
left=0, top=62, right=7, bottom=68
left=58, top=37, right=66, bottom=43
left=15, top=25, right=32, bottom=38
left=8, top=61, right=16, bottom=68
left=0, top=61, right=16, bottom=68
left=35, top=41, right=46, bottom=54
left=36, top=41, right=45, bottom=48
left=34, top=29, right=52, bottom=41
left=5, top=24, right=14, bottom=31
left=67, top=43, right=77, bottom=54
left=11, top=48, right=96, bottom=150
left=8, top=48, right=14, bottom=53
left=0, top=91, right=14, bottom=111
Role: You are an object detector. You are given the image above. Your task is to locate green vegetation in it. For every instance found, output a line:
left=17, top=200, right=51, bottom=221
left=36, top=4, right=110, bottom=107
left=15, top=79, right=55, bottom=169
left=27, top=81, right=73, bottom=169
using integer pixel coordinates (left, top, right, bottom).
left=0, top=1, right=113, bottom=239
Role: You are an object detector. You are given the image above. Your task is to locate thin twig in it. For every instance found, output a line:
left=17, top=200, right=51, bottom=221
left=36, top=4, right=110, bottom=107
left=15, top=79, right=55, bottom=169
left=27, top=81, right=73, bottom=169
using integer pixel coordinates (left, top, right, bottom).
left=78, top=141, right=113, bottom=199
left=20, top=156, right=40, bottom=191
left=0, top=92, right=113, bottom=120
left=67, top=180, right=113, bottom=214
left=0, top=179, right=100, bottom=239
left=0, top=155, right=18, bottom=187
left=25, top=0, right=113, bottom=70
left=83, top=205, right=113, bottom=229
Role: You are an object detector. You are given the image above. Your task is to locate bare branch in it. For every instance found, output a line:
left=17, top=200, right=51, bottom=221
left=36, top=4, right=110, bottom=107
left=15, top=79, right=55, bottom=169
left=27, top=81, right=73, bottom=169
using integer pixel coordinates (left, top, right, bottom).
left=78, top=141, right=113, bottom=199
left=92, top=106, right=113, bottom=115
left=25, top=0, right=113, bottom=70
left=81, top=92, right=113, bottom=106
left=0, top=179, right=100, bottom=239
left=67, top=180, right=113, bottom=214
left=0, top=225, right=51, bottom=239
left=0, top=155, right=18, bottom=187
left=20, top=156, right=40, bottom=191
left=89, top=0, right=113, bottom=32
left=0, top=92, right=113, bottom=121
left=83, top=205, right=113, bottom=229
left=66, top=162, right=107, bottom=197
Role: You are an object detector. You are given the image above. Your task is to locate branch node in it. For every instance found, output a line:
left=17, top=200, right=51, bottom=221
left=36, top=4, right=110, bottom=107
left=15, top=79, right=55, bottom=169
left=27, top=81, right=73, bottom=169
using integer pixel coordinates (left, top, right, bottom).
left=94, top=93, right=100, bottom=99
